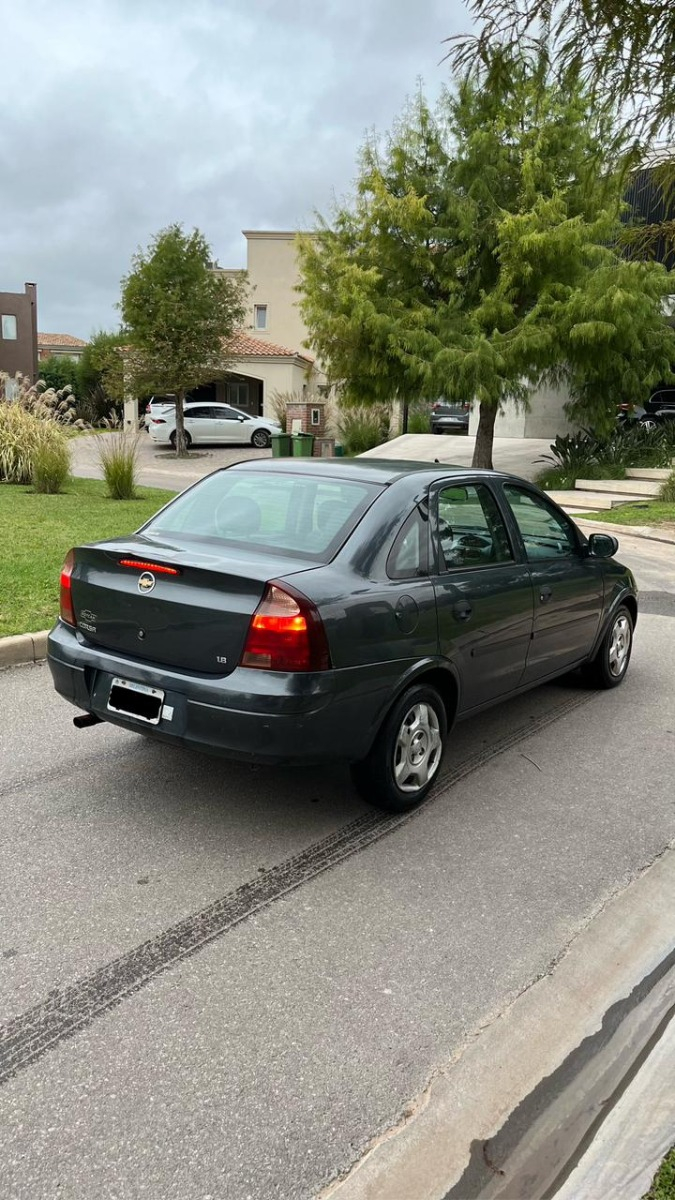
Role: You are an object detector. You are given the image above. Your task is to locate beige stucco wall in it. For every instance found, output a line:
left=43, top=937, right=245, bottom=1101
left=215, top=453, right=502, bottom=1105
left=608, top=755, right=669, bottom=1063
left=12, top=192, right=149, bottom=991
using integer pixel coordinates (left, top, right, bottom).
left=243, top=232, right=312, bottom=357
left=228, top=355, right=314, bottom=418
left=468, top=381, right=576, bottom=439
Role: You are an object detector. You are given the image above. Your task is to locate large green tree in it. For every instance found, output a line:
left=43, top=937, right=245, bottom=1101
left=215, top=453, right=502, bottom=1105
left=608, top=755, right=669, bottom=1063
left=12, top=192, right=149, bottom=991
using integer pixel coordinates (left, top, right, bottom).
left=77, top=329, right=126, bottom=424
left=449, top=0, right=675, bottom=143
left=298, top=58, right=675, bottom=468
left=120, top=225, right=246, bottom=455
left=449, top=2, right=675, bottom=262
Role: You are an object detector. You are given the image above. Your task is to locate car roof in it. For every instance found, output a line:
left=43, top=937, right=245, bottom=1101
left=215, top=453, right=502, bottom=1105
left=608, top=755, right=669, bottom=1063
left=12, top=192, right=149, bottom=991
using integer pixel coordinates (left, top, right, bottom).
left=227, top=457, right=518, bottom=486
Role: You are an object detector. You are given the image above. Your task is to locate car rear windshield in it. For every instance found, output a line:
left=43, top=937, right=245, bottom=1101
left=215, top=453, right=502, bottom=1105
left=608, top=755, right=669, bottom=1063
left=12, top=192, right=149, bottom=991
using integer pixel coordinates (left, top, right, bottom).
left=143, top=469, right=382, bottom=560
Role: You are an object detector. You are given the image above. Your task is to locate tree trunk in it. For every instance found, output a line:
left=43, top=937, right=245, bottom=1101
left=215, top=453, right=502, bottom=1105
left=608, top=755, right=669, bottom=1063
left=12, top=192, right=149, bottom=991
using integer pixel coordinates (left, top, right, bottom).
left=471, top=402, right=497, bottom=469
left=175, top=388, right=188, bottom=457
left=401, top=399, right=409, bottom=435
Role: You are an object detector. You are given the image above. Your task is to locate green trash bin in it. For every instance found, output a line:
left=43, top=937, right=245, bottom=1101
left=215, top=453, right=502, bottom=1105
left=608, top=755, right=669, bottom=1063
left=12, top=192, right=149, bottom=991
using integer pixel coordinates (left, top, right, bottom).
left=271, top=433, right=292, bottom=457
left=291, top=432, right=315, bottom=457
left=334, top=443, right=345, bottom=457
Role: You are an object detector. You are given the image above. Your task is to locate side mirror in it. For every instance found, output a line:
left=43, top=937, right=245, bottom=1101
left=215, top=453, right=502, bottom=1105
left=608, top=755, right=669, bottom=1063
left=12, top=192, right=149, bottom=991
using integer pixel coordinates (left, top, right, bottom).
left=586, top=532, right=619, bottom=559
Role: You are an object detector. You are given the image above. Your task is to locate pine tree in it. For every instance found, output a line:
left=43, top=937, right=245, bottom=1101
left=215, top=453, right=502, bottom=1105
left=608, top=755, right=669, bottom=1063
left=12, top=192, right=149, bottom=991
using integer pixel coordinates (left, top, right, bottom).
left=298, top=54, right=675, bottom=468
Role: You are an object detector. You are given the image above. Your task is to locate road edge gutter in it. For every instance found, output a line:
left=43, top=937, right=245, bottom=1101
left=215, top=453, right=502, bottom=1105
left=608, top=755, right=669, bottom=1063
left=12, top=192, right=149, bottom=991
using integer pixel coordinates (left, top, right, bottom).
left=575, top=517, right=675, bottom=545
left=0, top=631, right=49, bottom=670
left=320, top=845, right=675, bottom=1200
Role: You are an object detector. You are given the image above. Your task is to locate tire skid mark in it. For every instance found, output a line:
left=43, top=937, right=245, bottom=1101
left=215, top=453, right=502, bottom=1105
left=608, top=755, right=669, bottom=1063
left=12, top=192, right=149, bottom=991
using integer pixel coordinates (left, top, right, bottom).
left=0, top=690, right=594, bottom=1088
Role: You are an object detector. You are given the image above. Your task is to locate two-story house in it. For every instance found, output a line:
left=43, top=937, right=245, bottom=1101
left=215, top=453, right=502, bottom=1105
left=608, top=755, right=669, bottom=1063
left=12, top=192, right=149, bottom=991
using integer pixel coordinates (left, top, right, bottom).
left=0, top=283, right=38, bottom=387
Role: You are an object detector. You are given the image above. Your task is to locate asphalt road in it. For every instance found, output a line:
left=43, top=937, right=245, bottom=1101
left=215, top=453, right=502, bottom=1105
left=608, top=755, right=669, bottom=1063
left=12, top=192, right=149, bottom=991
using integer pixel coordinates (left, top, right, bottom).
left=1, top=538, right=674, bottom=1199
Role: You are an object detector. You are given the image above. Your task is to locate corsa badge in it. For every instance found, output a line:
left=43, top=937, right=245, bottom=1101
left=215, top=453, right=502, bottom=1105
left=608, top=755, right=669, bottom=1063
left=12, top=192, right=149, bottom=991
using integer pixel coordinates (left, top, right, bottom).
left=138, top=571, right=156, bottom=594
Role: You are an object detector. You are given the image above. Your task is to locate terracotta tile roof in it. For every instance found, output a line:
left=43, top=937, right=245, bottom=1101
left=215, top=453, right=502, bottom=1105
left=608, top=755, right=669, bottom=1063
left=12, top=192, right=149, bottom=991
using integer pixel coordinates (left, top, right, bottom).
left=38, top=333, right=87, bottom=348
left=227, top=331, right=314, bottom=362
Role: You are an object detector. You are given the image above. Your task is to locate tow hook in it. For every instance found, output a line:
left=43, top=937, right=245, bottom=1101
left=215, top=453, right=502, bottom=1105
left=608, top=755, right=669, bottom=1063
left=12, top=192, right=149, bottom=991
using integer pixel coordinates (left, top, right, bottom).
left=73, top=712, right=103, bottom=729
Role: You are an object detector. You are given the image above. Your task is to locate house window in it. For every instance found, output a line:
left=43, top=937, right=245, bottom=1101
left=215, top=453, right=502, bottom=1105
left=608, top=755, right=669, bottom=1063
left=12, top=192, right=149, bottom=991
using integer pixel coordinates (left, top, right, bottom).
left=311, top=408, right=321, bottom=426
left=254, top=305, right=267, bottom=331
left=1, top=315, right=18, bottom=339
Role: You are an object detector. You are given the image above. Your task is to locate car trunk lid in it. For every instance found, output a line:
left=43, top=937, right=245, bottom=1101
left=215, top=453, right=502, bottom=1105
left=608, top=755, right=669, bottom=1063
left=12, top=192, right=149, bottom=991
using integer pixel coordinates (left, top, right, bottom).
left=69, top=534, right=315, bottom=676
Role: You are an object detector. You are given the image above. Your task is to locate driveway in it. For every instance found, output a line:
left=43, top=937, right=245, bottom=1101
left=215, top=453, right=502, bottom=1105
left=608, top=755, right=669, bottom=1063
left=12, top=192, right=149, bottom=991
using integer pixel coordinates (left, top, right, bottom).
left=70, top=430, right=271, bottom=492
left=362, top=433, right=552, bottom=481
left=70, top=430, right=552, bottom=493
left=1, top=539, right=674, bottom=1197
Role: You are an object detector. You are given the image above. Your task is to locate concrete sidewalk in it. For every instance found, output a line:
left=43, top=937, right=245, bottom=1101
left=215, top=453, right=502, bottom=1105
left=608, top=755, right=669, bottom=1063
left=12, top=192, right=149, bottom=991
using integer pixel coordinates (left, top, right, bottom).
left=324, top=847, right=675, bottom=1200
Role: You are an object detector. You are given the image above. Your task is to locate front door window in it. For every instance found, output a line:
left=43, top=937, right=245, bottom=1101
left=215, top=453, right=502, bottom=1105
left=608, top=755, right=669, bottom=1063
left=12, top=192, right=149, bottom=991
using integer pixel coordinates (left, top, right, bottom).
left=503, top=486, right=578, bottom=561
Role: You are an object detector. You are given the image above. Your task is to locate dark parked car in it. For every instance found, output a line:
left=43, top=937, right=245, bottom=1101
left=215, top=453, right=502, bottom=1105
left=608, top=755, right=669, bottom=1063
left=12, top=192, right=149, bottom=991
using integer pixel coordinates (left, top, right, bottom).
left=638, top=387, right=675, bottom=430
left=49, top=460, right=637, bottom=812
left=430, top=400, right=471, bottom=435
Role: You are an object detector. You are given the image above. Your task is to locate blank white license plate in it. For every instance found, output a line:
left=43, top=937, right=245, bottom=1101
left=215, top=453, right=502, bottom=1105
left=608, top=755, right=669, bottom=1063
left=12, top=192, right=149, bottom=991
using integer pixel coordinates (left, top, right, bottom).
left=108, top=677, right=165, bottom=725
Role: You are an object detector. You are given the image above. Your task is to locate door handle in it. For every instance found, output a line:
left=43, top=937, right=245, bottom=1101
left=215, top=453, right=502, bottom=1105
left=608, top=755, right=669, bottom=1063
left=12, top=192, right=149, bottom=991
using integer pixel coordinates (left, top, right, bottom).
left=452, top=600, right=473, bottom=621
left=539, top=586, right=553, bottom=604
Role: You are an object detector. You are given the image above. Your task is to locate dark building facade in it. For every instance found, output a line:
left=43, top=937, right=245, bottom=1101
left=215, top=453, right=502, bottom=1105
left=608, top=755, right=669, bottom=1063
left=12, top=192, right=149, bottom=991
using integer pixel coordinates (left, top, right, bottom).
left=624, top=155, right=675, bottom=271
left=0, top=282, right=39, bottom=383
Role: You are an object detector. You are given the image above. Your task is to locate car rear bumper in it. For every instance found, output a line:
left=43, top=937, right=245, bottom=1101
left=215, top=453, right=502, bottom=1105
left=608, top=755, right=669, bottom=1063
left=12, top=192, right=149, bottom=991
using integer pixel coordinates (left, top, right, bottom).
left=47, top=621, right=390, bottom=765
left=430, top=420, right=469, bottom=434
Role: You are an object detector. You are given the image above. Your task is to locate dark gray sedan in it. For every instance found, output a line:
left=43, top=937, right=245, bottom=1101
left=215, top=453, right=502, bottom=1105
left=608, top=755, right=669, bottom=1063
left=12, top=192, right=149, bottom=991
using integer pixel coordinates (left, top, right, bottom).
left=48, top=459, right=637, bottom=812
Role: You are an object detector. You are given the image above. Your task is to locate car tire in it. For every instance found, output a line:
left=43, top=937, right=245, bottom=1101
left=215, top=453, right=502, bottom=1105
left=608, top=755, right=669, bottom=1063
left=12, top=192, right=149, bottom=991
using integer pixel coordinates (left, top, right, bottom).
left=639, top=417, right=659, bottom=431
left=251, top=429, right=271, bottom=449
left=169, top=430, right=192, bottom=450
left=350, top=684, right=447, bottom=813
left=583, top=605, right=633, bottom=689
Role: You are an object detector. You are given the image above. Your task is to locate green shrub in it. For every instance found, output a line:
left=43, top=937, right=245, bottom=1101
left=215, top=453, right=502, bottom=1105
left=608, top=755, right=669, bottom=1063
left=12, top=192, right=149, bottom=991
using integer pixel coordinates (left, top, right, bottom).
left=97, top=429, right=140, bottom=499
left=76, top=383, right=123, bottom=426
left=337, top=404, right=391, bottom=455
left=660, top=471, right=675, bottom=502
left=269, top=390, right=289, bottom=433
left=537, top=430, right=599, bottom=476
left=0, top=403, right=42, bottom=483
left=539, top=423, right=675, bottom=486
left=38, top=354, right=80, bottom=402
left=31, top=434, right=72, bottom=493
left=407, top=403, right=431, bottom=434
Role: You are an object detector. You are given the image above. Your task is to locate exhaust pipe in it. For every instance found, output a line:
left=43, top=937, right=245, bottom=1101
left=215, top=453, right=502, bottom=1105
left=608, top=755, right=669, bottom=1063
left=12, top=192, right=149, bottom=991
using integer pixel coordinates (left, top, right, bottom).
left=73, top=712, right=103, bottom=729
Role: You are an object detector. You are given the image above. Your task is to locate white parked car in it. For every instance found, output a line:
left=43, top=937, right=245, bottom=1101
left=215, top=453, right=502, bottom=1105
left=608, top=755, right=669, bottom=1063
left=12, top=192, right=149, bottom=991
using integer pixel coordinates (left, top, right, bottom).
left=144, top=396, right=175, bottom=429
left=148, top=402, right=282, bottom=449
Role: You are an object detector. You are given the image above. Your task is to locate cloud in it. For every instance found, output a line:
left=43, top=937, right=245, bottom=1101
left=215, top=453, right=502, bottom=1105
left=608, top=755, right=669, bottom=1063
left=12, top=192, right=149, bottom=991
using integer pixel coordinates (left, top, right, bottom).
left=0, top=0, right=467, bottom=337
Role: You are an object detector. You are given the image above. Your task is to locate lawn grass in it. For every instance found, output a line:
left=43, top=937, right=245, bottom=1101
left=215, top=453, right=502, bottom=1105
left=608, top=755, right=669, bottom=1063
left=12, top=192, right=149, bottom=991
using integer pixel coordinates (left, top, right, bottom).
left=0, top=477, right=176, bottom=637
left=576, top=502, right=675, bottom=527
left=643, top=1146, right=675, bottom=1199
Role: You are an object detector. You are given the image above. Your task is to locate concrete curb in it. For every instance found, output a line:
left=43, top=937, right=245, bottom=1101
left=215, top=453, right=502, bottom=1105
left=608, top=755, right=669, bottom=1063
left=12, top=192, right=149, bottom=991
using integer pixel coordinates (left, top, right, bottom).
left=574, top=516, right=675, bottom=545
left=321, top=847, right=675, bottom=1200
left=0, top=630, right=49, bottom=670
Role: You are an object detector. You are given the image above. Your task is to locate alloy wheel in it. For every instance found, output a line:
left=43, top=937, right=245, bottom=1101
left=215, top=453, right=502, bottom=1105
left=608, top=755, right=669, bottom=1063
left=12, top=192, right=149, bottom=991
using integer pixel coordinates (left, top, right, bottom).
left=393, top=702, right=442, bottom=793
left=608, top=614, right=631, bottom=677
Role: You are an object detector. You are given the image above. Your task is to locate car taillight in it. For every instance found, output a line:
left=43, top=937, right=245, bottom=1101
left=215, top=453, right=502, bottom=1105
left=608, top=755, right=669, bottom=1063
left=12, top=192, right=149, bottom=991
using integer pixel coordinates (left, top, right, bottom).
left=60, top=549, right=76, bottom=626
left=241, top=581, right=331, bottom=672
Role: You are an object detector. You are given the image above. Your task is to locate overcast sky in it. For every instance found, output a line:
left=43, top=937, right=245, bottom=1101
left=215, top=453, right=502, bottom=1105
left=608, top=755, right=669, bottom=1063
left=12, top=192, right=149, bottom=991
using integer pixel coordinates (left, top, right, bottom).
left=0, top=0, right=468, bottom=339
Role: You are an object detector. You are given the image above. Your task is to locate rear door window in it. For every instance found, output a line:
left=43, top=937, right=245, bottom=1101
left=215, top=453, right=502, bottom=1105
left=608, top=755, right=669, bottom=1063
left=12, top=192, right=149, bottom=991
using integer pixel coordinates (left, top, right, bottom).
left=387, top=508, right=428, bottom=579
